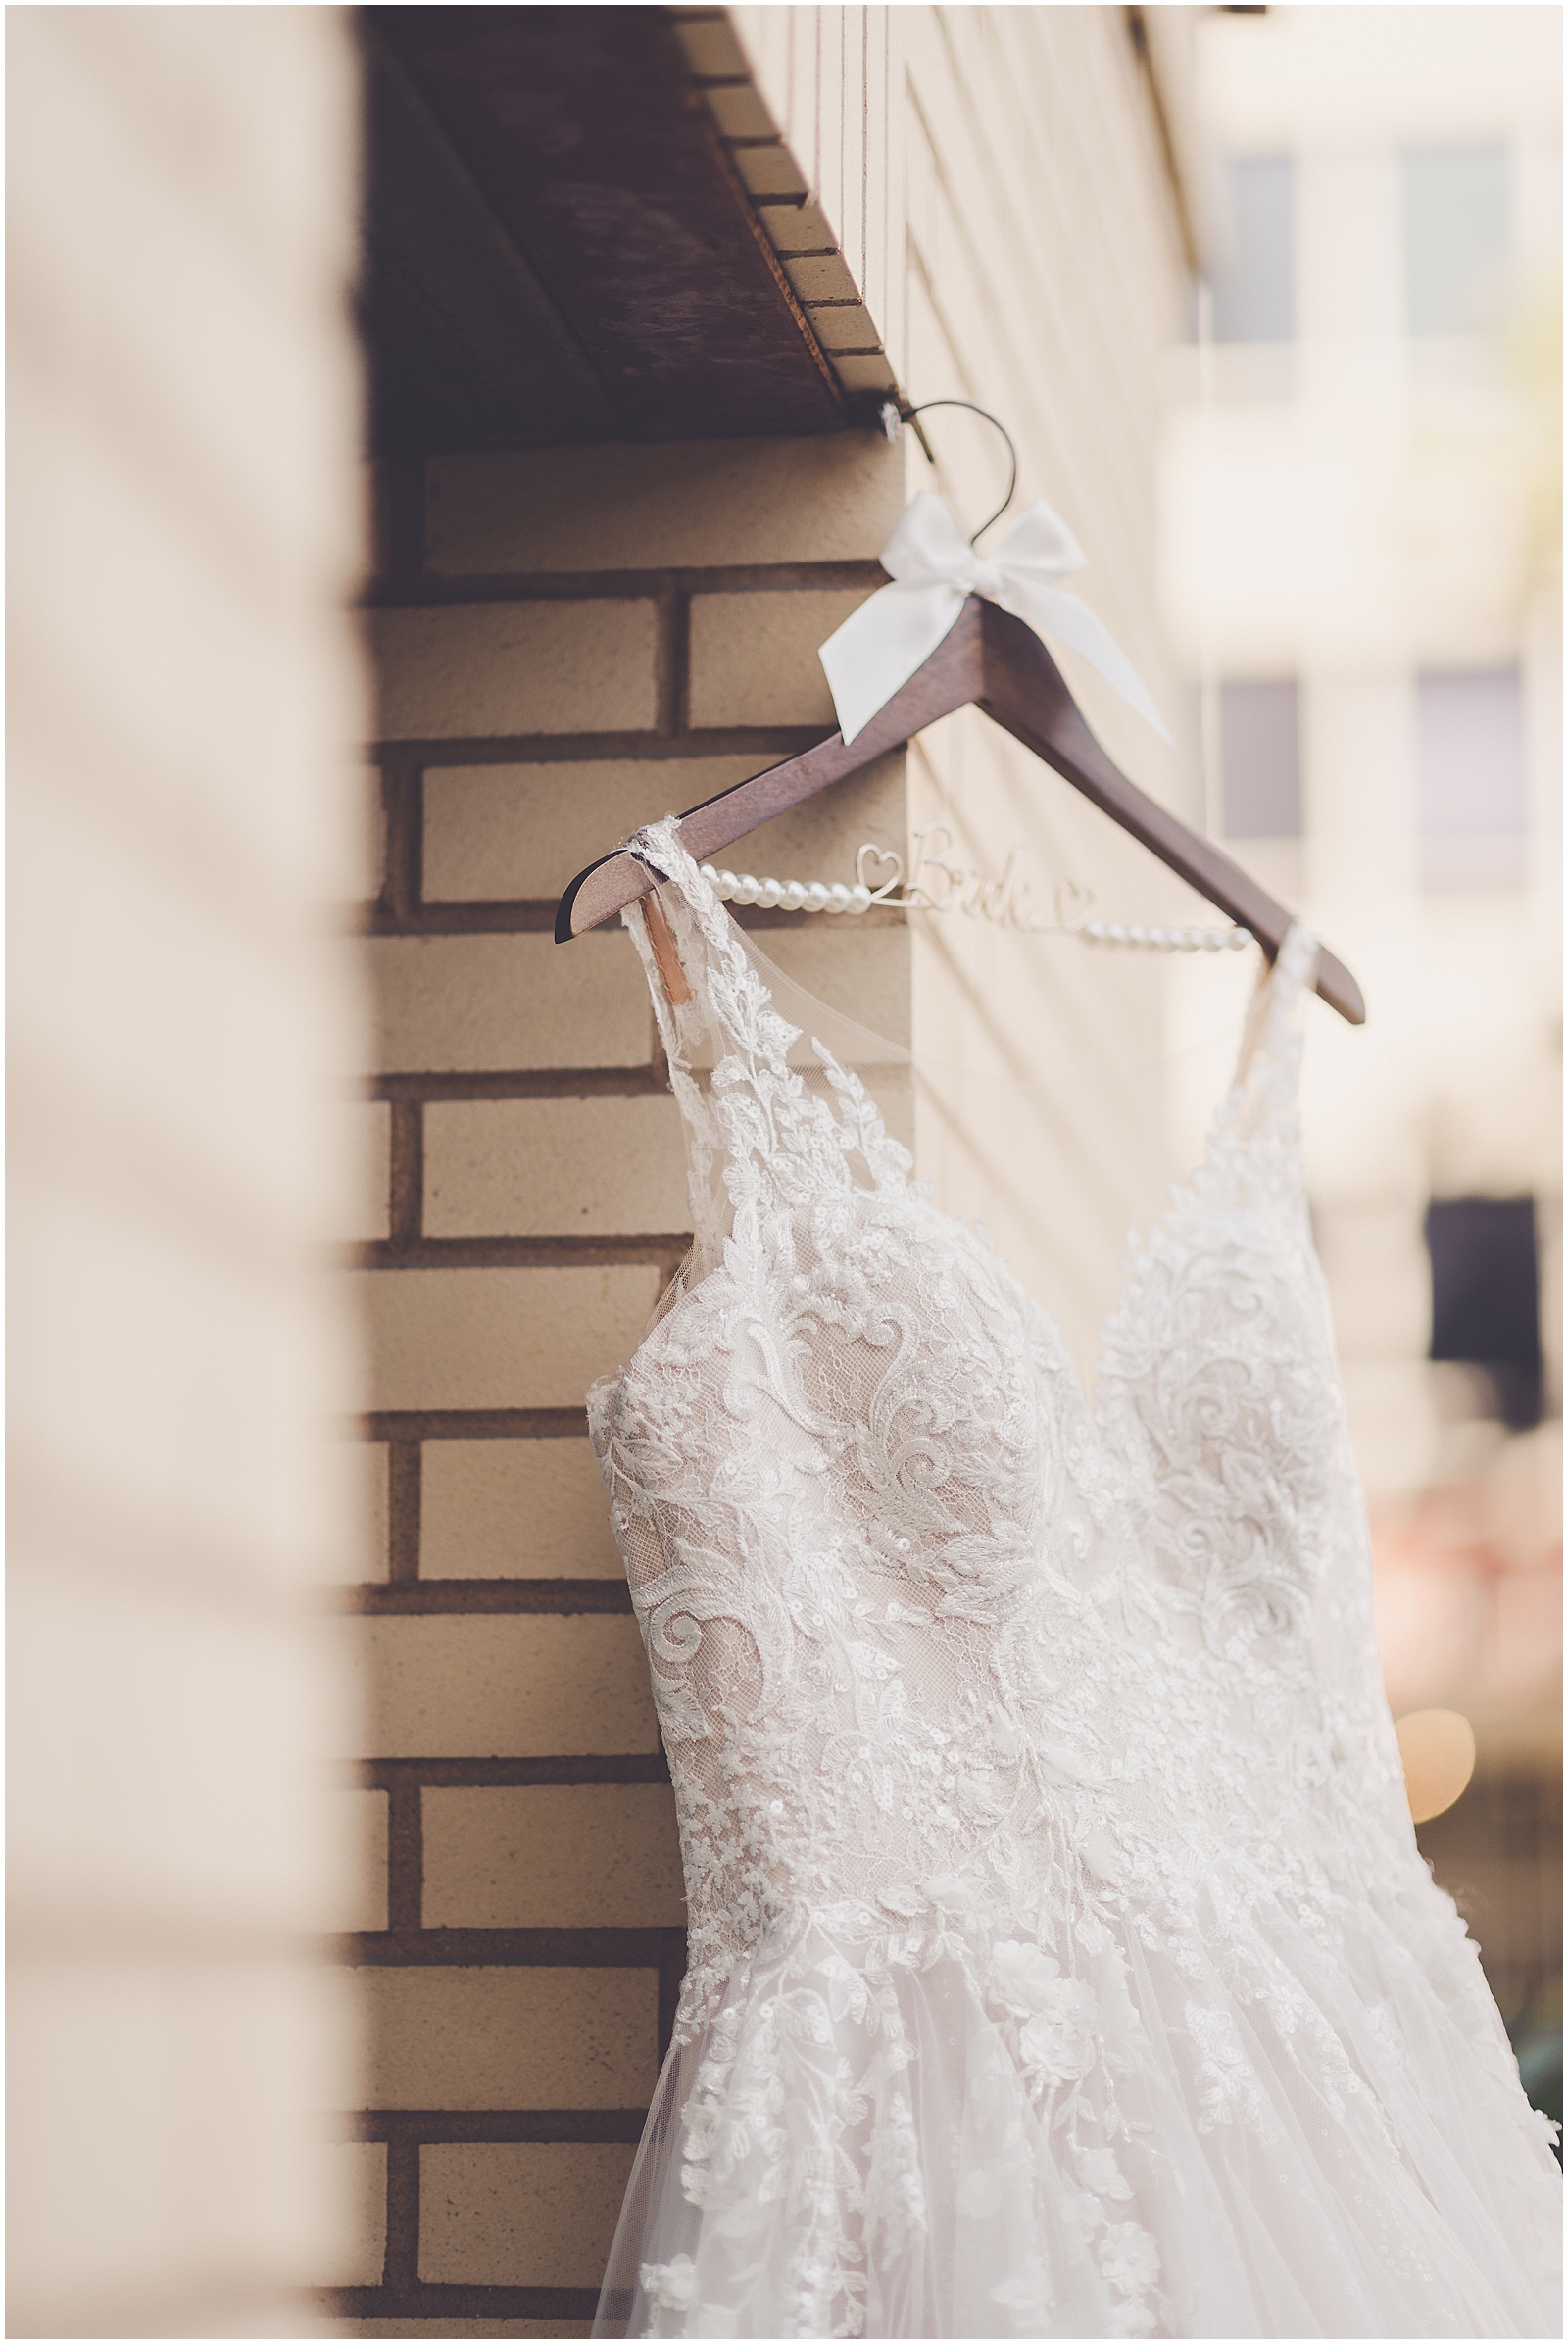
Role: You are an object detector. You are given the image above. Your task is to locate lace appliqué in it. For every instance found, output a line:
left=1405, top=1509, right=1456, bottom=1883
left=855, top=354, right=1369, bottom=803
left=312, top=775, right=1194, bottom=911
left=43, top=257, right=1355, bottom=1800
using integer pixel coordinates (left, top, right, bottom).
left=589, top=834, right=1562, bottom=2339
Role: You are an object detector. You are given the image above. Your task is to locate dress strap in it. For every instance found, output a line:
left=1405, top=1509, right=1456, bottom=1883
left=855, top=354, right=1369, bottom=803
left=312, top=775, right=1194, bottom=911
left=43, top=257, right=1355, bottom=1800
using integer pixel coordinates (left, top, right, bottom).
left=626, top=817, right=729, bottom=955
left=621, top=816, right=804, bottom=1078
left=1224, top=921, right=1320, bottom=1149
left=618, top=818, right=910, bottom=1286
left=615, top=818, right=796, bottom=1280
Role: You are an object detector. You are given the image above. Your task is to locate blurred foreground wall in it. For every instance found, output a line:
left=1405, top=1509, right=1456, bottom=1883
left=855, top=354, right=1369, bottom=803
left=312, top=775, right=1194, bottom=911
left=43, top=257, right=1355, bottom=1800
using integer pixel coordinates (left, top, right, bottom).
left=7, top=10, right=371, bottom=2334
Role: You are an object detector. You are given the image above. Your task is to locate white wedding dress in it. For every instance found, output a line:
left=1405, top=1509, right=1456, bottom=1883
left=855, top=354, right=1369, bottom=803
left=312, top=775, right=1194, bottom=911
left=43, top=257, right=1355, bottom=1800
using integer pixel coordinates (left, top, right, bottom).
left=587, top=820, right=1561, bottom=2340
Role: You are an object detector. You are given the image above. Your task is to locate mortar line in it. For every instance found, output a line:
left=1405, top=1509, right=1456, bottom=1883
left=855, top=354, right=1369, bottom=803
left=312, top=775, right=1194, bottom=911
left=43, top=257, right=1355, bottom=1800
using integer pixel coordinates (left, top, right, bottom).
left=385, top=1444, right=422, bottom=1585
left=381, top=2137, right=420, bottom=2291
left=385, top=1781, right=425, bottom=1933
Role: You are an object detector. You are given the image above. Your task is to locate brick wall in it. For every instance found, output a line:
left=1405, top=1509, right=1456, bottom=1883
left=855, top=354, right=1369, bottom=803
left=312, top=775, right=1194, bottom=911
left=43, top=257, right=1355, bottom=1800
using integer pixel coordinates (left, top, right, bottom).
left=322, top=434, right=909, bottom=2333
left=8, top=10, right=370, bottom=2336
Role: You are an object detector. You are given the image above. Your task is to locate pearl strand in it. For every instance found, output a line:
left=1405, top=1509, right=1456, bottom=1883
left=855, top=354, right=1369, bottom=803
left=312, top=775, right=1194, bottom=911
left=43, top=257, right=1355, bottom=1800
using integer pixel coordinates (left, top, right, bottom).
left=1078, top=919, right=1252, bottom=952
left=699, top=865, right=872, bottom=915
left=697, top=863, right=1250, bottom=950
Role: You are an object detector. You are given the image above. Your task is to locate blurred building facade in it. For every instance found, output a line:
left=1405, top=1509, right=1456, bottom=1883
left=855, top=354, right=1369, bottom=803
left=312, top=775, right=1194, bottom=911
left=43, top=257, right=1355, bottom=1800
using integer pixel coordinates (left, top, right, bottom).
left=1160, top=1, right=1561, bottom=2107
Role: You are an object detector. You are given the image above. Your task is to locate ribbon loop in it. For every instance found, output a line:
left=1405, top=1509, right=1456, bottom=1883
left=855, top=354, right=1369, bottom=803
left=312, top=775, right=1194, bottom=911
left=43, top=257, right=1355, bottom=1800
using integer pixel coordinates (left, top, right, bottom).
left=818, top=490, right=1170, bottom=748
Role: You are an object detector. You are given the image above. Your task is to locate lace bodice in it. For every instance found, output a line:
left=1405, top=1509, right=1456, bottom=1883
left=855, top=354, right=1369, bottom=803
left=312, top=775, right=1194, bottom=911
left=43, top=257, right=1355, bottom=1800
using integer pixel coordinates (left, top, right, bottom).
left=588, top=820, right=1559, bottom=2341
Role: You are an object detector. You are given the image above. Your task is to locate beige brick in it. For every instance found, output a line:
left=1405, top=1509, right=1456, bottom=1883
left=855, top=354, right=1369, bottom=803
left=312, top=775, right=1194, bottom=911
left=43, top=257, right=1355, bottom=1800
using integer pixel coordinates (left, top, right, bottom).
left=356, top=1265, right=662, bottom=1413
left=732, top=143, right=808, bottom=198
left=363, top=933, right=652, bottom=1076
left=348, top=1616, right=659, bottom=1758
left=425, top=1097, right=689, bottom=1240
left=368, top=604, right=658, bottom=741
left=309, top=2143, right=385, bottom=2286
left=758, top=197, right=839, bottom=256
left=421, top=1785, right=684, bottom=1929
left=420, top=2143, right=635, bottom=2287
left=671, top=18, right=749, bottom=76
left=420, top=1441, right=622, bottom=1581
left=320, top=1790, right=388, bottom=1933
left=355, top=1966, right=658, bottom=2108
left=689, top=589, right=870, bottom=728
left=782, top=251, right=860, bottom=305
left=703, top=84, right=776, bottom=141
left=832, top=353, right=899, bottom=395
left=334, top=1102, right=390, bottom=1240
left=808, top=301, right=880, bottom=353
left=421, top=757, right=758, bottom=903
left=425, top=439, right=905, bottom=572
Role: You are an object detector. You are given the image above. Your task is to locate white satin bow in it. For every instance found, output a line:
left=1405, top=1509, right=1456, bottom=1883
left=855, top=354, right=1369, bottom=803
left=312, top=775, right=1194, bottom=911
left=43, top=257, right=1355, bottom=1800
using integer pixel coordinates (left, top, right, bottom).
left=818, top=490, right=1170, bottom=747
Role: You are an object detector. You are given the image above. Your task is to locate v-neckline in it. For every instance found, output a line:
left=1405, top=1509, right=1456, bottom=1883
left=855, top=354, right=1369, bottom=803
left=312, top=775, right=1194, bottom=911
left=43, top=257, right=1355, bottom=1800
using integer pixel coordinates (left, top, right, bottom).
left=604, top=825, right=1316, bottom=1423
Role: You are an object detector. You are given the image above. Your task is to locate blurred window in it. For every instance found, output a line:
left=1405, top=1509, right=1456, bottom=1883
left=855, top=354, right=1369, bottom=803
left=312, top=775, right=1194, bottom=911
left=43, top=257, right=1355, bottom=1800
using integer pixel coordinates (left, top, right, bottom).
left=1417, top=667, right=1527, bottom=888
left=1211, top=154, right=1295, bottom=343
left=1426, top=1196, right=1542, bottom=1430
left=1219, top=677, right=1300, bottom=838
left=1402, top=145, right=1510, bottom=336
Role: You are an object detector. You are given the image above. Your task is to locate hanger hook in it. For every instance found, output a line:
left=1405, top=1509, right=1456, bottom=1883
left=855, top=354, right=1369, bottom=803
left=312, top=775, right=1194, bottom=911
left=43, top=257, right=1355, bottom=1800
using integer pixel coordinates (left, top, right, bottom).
left=898, top=398, right=1020, bottom=545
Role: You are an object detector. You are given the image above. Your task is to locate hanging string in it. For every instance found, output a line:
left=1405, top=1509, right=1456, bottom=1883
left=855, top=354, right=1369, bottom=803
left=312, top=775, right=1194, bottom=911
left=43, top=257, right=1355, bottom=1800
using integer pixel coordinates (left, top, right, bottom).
left=883, top=396, right=1020, bottom=544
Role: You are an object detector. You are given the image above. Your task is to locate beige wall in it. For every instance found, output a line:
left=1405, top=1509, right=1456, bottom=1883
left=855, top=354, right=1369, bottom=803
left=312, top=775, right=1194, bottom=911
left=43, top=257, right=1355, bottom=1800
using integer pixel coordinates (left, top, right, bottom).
left=8, top=7, right=370, bottom=2337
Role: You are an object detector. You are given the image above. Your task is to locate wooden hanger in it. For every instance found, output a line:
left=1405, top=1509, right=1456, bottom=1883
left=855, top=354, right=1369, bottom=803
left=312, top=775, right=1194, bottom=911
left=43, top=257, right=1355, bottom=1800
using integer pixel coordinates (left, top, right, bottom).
left=555, top=592, right=1365, bottom=1025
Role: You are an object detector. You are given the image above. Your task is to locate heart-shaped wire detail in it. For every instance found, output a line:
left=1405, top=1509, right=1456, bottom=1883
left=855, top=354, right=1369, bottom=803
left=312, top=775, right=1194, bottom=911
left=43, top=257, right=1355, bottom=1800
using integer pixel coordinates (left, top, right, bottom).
left=1053, top=877, right=1096, bottom=933
left=856, top=844, right=906, bottom=902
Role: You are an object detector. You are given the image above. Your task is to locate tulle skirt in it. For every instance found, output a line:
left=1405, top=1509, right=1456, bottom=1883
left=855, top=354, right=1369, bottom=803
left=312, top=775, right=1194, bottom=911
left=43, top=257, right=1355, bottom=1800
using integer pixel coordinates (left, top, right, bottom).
left=593, top=1894, right=1561, bottom=2340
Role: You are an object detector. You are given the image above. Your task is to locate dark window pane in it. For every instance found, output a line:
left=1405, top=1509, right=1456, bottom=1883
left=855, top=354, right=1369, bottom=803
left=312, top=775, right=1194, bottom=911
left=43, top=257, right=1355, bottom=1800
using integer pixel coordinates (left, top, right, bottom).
left=1426, top=1196, right=1542, bottom=1429
left=1417, top=668, right=1527, bottom=888
left=1211, top=154, right=1295, bottom=343
left=1403, top=145, right=1510, bottom=336
left=1220, top=678, right=1300, bottom=839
